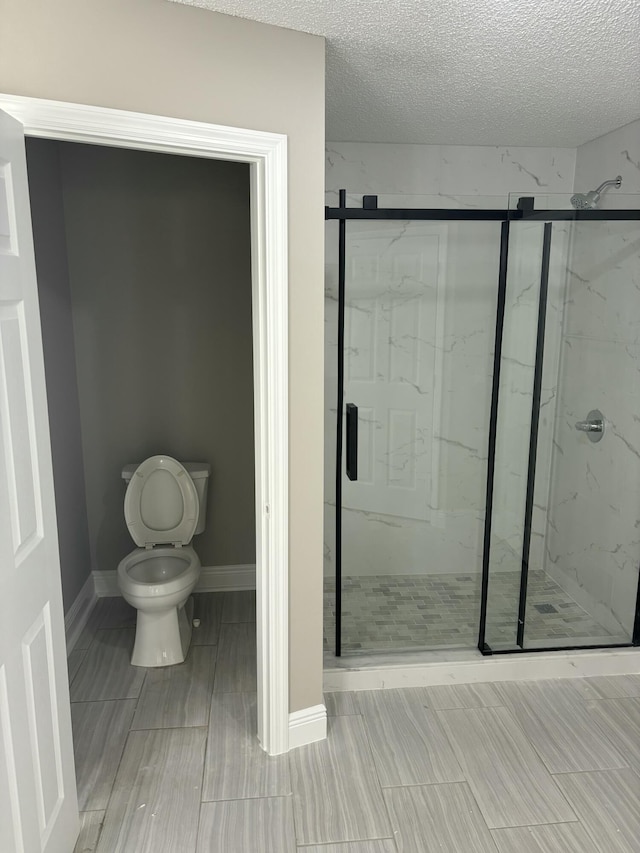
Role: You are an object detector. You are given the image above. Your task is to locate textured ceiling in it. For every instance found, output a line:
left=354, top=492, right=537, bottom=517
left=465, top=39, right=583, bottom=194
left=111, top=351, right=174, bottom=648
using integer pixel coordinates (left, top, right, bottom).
left=173, top=0, right=640, bottom=147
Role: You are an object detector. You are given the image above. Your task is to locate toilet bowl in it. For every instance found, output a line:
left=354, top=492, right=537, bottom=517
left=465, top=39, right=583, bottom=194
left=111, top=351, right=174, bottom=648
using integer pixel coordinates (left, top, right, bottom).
left=117, top=455, right=210, bottom=667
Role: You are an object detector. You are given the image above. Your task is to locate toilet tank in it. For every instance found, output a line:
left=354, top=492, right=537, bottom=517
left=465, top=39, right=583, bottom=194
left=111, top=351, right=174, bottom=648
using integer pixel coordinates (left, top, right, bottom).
left=122, top=461, right=211, bottom=535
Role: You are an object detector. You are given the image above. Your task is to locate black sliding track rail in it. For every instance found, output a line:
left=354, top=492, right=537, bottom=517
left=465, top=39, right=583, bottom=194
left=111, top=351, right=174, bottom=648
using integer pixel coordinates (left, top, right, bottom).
left=326, top=206, right=640, bottom=222
left=487, top=643, right=632, bottom=655
left=516, top=222, right=553, bottom=648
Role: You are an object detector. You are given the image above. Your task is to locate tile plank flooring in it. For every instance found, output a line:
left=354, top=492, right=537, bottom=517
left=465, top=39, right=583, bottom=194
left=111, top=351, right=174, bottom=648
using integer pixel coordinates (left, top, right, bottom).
left=71, top=594, right=640, bottom=852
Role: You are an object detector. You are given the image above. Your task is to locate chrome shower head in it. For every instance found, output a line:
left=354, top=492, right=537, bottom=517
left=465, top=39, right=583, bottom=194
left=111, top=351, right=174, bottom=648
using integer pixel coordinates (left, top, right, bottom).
left=570, top=175, right=622, bottom=209
left=570, top=191, right=599, bottom=209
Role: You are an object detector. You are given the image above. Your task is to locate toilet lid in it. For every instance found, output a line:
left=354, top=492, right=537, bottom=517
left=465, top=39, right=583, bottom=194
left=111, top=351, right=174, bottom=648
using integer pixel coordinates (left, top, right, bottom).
left=124, top=455, right=198, bottom=547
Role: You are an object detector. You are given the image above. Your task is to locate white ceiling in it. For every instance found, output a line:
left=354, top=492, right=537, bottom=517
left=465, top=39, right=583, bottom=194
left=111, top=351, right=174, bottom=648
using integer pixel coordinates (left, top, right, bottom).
left=174, top=0, right=640, bottom=147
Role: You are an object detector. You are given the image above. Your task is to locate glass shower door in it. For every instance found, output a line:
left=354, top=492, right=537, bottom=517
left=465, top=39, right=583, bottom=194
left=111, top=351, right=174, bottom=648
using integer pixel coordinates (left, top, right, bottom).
left=337, top=216, right=502, bottom=654
left=481, top=203, right=640, bottom=652
left=525, top=213, right=640, bottom=648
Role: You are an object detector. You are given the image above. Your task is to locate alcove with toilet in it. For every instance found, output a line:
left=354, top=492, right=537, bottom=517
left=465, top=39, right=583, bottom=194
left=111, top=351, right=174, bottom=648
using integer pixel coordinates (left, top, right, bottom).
left=119, top=455, right=211, bottom=667
left=25, top=136, right=257, bottom=723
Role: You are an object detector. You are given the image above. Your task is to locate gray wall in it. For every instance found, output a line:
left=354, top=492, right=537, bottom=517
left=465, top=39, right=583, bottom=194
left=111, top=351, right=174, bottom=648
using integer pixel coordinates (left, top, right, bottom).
left=55, top=141, right=255, bottom=574
left=26, top=138, right=93, bottom=614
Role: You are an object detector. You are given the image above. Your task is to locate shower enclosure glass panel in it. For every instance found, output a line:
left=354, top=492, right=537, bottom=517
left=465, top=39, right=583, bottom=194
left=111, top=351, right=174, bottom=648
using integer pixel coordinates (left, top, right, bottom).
left=483, top=220, right=548, bottom=650
left=483, top=200, right=640, bottom=651
left=527, top=214, right=640, bottom=647
left=334, top=216, right=502, bottom=654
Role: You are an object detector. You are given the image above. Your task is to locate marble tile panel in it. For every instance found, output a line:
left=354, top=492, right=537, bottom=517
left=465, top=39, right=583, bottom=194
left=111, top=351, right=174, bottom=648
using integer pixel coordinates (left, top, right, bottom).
left=197, top=797, right=296, bottom=853
left=192, top=592, right=224, bottom=646
left=213, top=622, right=256, bottom=693
left=555, top=768, right=640, bottom=852
left=564, top=223, right=640, bottom=344
left=131, top=645, right=216, bottom=730
left=202, top=692, right=290, bottom=801
left=222, top=590, right=256, bottom=623
left=289, top=716, right=390, bottom=845
left=325, top=143, right=576, bottom=199
left=72, top=699, right=136, bottom=810
left=325, top=142, right=442, bottom=196
left=546, top=335, right=640, bottom=638
left=384, top=783, right=499, bottom=853
left=96, top=727, right=206, bottom=853
left=491, top=822, right=601, bottom=853
left=438, top=706, right=576, bottom=828
left=74, top=811, right=105, bottom=853
left=439, top=146, right=576, bottom=197
left=70, top=629, right=146, bottom=702
left=575, top=120, right=640, bottom=202
left=357, top=689, right=464, bottom=787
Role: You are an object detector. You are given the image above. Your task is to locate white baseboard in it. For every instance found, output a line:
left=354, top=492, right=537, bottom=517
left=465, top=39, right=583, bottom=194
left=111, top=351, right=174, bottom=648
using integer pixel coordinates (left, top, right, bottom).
left=197, top=564, right=256, bottom=592
left=92, top=563, right=256, bottom=597
left=64, top=573, right=97, bottom=654
left=288, top=704, right=327, bottom=750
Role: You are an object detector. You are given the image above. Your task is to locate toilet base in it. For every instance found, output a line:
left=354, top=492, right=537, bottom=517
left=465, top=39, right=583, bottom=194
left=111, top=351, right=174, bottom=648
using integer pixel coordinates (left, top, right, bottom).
left=131, top=596, right=194, bottom=667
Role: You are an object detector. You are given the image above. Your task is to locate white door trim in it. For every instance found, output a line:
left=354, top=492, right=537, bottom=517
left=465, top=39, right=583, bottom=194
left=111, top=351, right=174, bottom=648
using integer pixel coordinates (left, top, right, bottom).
left=0, top=94, right=290, bottom=755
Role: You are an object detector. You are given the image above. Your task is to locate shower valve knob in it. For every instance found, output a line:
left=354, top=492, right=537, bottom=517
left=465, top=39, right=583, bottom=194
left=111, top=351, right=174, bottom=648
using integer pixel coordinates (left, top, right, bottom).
left=575, top=410, right=605, bottom=442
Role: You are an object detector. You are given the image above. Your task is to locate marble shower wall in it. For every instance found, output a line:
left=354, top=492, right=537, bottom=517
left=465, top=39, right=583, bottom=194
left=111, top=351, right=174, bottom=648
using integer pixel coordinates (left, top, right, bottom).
left=573, top=119, right=640, bottom=208
left=325, top=143, right=576, bottom=580
left=326, top=144, right=576, bottom=202
left=544, top=120, right=640, bottom=637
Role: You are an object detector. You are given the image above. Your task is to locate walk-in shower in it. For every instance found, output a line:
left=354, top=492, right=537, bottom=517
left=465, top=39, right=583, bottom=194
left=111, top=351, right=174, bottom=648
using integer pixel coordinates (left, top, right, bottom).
left=325, top=189, right=640, bottom=658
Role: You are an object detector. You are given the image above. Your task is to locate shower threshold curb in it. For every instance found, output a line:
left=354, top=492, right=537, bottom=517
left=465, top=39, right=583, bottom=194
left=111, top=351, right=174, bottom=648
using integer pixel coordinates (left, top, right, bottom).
left=323, top=646, right=640, bottom=692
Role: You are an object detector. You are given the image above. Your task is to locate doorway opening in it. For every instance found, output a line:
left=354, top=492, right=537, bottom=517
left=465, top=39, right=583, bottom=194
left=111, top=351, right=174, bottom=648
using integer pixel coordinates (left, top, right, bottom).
left=25, top=135, right=259, bottom=802
left=27, top=137, right=256, bottom=624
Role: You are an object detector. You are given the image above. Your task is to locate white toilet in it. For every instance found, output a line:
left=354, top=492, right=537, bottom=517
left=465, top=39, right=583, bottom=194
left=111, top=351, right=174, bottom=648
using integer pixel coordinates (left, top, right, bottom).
left=117, top=455, right=211, bottom=667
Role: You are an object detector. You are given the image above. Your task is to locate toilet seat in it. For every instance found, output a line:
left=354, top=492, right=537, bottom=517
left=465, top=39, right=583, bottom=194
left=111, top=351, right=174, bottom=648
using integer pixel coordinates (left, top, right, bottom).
left=118, top=545, right=200, bottom=599
left=124, top=455, right=198, bottom=547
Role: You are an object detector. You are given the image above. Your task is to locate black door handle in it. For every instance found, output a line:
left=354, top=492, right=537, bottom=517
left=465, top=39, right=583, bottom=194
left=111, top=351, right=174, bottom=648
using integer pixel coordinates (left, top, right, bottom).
left=346, top=403, right=358, bottom=481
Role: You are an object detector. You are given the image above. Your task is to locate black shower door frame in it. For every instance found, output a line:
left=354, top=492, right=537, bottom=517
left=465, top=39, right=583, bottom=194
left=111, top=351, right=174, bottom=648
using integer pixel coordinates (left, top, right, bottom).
left=326, top=192, right=640, bottom=657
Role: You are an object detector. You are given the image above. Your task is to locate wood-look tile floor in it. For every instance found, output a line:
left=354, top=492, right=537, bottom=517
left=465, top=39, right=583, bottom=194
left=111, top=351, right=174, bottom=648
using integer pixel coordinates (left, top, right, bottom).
left=70, top=594, right=640, bottom=852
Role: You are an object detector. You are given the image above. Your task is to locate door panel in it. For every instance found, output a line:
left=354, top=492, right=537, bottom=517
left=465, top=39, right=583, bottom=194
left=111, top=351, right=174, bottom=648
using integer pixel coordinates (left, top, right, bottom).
left=0, top=108, right=78, bottom=852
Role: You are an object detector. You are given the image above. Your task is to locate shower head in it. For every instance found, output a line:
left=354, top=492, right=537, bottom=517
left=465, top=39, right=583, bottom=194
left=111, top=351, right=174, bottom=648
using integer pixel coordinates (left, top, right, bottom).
left=570, top=175, right=623, bottom=209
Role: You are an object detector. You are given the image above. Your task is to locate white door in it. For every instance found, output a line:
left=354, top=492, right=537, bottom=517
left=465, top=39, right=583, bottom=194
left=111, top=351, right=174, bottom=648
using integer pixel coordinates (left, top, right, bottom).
left=343, top=224, right=445, bottom=521
left=0, top=110, right=78, bottom=851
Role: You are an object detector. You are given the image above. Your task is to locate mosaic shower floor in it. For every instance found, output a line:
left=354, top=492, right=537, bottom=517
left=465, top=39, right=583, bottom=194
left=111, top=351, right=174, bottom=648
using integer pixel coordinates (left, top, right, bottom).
left=323, top=571, right=613, bottom=653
